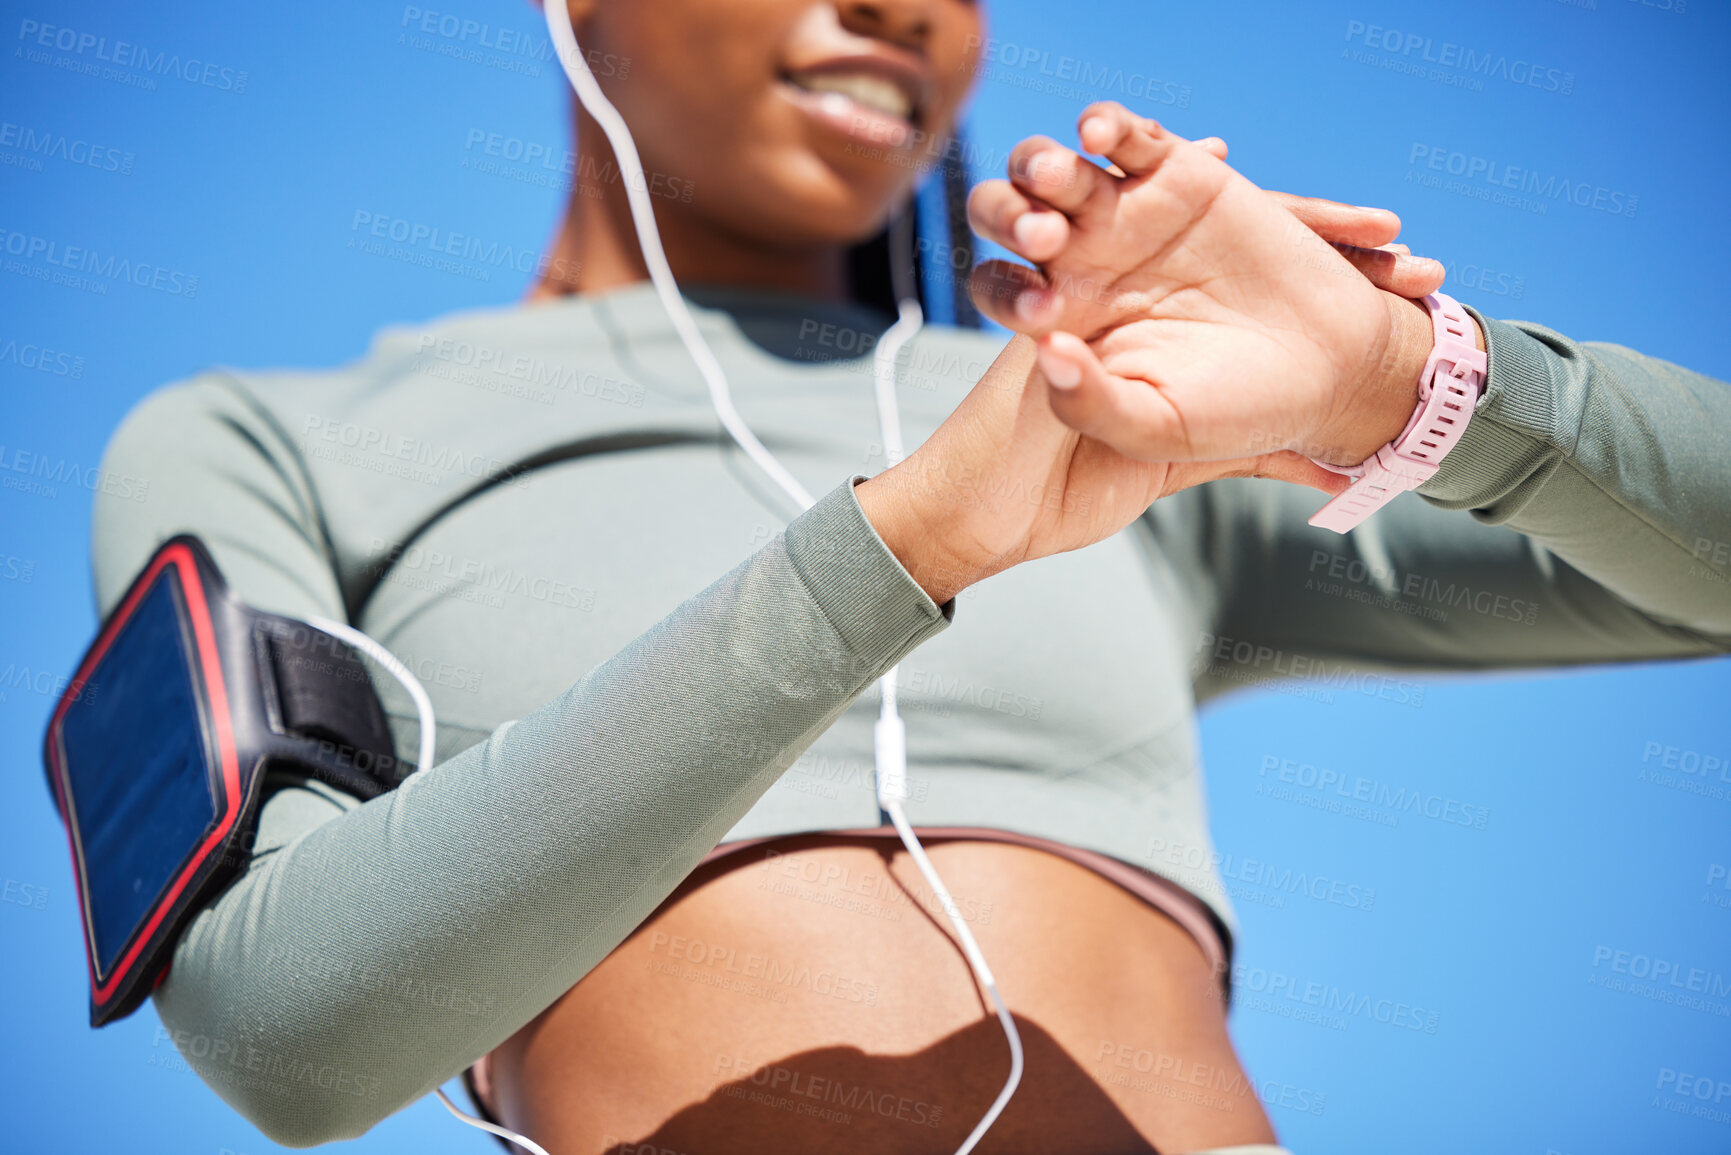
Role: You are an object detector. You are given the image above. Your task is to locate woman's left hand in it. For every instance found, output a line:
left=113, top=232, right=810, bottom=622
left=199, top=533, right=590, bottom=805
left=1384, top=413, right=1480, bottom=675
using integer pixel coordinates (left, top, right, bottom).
left=965, top=103, right=1450, bottom=472
left=1181, top=135, right=1446, bottom=301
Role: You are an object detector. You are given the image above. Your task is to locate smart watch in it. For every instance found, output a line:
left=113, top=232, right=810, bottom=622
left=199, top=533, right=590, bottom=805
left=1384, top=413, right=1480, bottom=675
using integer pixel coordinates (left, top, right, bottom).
left=1307, top=291, right=1487, bottom=533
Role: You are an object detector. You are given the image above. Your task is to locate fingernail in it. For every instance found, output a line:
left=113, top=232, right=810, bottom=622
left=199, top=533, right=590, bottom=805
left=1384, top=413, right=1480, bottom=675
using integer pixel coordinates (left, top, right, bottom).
left=1015, top=150, right=1061, bottom=183
left=1012, top=213, right=1053, bottom=251
left=1015, top=288, right=1056, bottom=324
left=1037, top=346, right=1082, bottom=389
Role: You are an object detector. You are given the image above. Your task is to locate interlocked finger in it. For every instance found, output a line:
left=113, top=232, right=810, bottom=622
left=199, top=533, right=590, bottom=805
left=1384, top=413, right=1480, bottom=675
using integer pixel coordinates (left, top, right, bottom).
left=967, top=179, right=1071, bottom=264
left=1006, top=135, right=1118, bottom=222
left=1076, top=102, right=1175, bottom=178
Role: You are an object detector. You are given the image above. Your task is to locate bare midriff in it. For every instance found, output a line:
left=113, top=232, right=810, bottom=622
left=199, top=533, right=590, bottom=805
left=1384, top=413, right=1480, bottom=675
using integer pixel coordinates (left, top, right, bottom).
left=486, top=836, right=1276, bottom=1155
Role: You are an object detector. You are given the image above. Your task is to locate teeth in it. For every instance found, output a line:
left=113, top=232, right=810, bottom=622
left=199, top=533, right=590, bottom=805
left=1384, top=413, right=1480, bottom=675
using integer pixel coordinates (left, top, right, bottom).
left=790, top=72, right=913, bottom=121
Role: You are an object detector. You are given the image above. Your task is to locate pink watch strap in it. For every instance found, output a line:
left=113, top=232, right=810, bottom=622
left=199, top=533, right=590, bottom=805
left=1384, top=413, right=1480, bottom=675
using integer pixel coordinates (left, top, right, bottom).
left=1307, top=292, right=1486, bottom=533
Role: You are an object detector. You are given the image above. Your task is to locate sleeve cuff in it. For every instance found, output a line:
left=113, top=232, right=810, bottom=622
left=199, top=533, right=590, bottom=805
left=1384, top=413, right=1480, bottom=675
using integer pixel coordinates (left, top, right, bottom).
left=780, top=477, right=953, bottom=671
left=1415, top=306, right=1562, bottom=512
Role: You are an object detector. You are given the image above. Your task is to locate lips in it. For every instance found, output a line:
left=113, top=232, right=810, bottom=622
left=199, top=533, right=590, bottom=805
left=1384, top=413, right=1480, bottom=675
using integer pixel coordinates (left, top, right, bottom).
left=779, top=56, right=931, bottom=147
left=785, top=68, right=918, bottom=122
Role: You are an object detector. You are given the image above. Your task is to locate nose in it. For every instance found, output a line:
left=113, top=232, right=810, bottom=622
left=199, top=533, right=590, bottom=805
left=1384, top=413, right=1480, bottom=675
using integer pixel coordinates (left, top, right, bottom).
left=836, top=0, right=937, bottom=52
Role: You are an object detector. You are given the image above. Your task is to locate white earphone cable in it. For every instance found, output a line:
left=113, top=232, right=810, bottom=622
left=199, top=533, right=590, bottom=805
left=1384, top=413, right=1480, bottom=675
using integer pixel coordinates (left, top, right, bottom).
left=544, top=7, right=1023, bottom=1149
left=342, top=8, right=1026, bottom=1151
left=541, top=3, right=814, bottom=512
left=838, top=291, right=1032, bottom=1152
left=303, top=617, right=435, bottom=779
left=434, top=1085, right=553, bottom=1155
left=868, top=211, right=1024, bottom=1152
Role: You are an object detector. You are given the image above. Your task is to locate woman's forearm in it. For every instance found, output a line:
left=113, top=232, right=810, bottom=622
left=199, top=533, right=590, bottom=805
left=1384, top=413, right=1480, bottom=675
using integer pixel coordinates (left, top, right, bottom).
left=150, top=479, right=950, bottom=1146
left=1412, top=310, right=1731, bottom=636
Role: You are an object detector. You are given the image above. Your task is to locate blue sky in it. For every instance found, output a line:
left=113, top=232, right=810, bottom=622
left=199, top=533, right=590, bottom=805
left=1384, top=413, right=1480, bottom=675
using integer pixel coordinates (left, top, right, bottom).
left=3, top=1, right=1728, bottom=1152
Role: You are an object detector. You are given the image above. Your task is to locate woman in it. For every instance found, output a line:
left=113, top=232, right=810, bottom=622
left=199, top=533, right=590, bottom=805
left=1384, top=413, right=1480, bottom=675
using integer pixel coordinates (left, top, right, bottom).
left=92, top=1, right=1730, bottom=1153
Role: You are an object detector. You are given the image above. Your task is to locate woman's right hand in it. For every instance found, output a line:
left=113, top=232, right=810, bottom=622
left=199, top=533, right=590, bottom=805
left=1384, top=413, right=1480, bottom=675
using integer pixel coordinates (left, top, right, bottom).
left=854, top=335, right=1340, bottom=605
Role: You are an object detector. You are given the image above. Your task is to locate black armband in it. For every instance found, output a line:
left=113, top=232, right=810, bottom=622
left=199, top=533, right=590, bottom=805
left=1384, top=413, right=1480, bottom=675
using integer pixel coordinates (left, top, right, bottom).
left=44, top=536, right=403, bottom=1026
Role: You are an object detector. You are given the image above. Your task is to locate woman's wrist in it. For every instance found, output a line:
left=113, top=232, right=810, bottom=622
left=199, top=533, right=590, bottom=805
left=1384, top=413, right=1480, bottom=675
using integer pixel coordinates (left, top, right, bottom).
left=1317, top=290, right=1486, bottom=467
left=854, top=472, right=988, bottom=606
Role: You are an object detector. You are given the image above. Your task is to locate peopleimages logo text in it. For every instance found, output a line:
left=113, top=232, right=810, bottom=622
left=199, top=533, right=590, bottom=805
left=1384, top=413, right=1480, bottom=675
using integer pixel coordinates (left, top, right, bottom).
left=963, top=34, right=1191, bottom=109
left=1258, top=755, right=1490, bottom=830
left=1591, top=946, right=1731, bottom=999
left=0, top=121, right=133, bottom=174
left=1408, top=144, right=1638, bottom=219
left=1344, top=21, right=1573, bottom=94
left=0, top=228, right=199, bottom=296
left=16, top=19, right=249, bottom=92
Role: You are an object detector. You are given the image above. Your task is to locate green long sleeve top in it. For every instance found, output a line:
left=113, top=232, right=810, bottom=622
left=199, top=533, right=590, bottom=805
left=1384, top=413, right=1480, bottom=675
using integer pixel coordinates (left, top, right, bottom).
left=87, top=282, right=1731, bottom=1144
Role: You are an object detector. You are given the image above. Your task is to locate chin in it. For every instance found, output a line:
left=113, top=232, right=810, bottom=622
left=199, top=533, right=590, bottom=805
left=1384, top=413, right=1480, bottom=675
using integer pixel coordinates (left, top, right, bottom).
left=717, top=147, right=909, bottom=251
